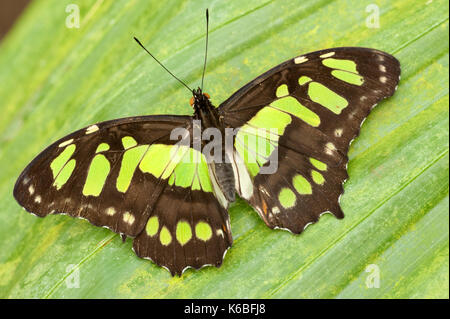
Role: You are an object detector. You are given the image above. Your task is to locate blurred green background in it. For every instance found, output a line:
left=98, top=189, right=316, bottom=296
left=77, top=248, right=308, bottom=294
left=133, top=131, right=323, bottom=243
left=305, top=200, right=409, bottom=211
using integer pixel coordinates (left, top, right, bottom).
left=0, top=0, right=448, bottom=298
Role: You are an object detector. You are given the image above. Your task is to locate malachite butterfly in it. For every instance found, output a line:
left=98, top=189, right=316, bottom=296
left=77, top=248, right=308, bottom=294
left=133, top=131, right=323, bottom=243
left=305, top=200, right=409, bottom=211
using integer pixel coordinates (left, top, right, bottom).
left=14, top=10, right=400, bottom=276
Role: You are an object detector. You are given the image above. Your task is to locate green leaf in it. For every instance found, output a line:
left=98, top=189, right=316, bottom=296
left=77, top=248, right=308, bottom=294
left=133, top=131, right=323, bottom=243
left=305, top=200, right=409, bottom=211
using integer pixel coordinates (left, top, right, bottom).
left=0, top=0, right=448, bottom=298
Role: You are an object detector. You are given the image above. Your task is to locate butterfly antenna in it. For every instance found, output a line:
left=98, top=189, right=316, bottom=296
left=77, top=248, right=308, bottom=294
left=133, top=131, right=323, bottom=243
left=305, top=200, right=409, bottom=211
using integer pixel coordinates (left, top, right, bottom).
left=200, top=9, right=209, bottom=91
left=134, top=37, right=193, bottom=93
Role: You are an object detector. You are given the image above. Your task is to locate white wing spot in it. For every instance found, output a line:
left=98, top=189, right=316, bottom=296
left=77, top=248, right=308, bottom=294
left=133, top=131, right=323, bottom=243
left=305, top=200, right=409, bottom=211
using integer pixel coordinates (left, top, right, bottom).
left=335, top=128, right=343, bottom=137
left=216, top=229, right=224, bottom=238
left=360, top=95, right=367, bottom=101
left=272, top=206, right=281, bottom=215
left=34, top=195, right=42, bottom=203
left=325, top=142, right=337, bottom=155
left=294, top=56, right=308, bottom=64
left=348, top=110, right=357, bottom=119
left=320, top=52, right=335, bottom=58
left=82, top=203, right=93, bottom=210
left=379, top=65, right=386, bottom=72
left=377, top=55, right=385, bottom=62
left=379, top=76, right=387, bottom=83
left=22, top=177, right=30, bottom=185
left=106, top=207, right=116, bottom=216
left=123, top=212, right=135, bottom=225
left=28, top=185, right=35, bottom=195
left=86, top=125, right=99, bottom=134
left=58, top=139, right=74, bottom=147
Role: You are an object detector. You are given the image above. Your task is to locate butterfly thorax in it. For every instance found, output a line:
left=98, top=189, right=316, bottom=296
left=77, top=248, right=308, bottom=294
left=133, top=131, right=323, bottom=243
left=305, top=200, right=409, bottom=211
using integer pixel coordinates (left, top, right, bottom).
left=192, top=88, right=236, bottom=203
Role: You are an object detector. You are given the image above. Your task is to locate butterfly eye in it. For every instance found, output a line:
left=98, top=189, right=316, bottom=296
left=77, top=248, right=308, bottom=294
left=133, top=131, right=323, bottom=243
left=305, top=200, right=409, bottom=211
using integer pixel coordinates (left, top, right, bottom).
left=189, top=97, right=195, bottom=106
left=203, top=92, right=210, bottom=99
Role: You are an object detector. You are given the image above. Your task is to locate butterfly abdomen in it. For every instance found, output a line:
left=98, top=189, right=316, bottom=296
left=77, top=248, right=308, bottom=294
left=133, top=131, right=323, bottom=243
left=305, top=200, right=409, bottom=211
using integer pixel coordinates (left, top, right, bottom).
left=212, top=162, right=235, bottom=202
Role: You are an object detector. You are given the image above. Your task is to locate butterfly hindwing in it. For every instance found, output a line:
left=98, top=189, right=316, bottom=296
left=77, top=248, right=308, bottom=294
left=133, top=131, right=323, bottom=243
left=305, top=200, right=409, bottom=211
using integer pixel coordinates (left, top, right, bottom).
left=221, top=47, right=400, bottom=233
left=14, top=115, right=232, bottom=275
left=133, top=187, right=232, bottom=275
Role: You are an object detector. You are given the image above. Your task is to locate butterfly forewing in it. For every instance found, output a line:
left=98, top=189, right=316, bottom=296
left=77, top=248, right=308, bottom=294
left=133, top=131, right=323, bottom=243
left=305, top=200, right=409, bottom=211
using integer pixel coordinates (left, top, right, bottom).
left=220, top=47, right=400, bottom=233
left=14, top=115, right=188, bottom=233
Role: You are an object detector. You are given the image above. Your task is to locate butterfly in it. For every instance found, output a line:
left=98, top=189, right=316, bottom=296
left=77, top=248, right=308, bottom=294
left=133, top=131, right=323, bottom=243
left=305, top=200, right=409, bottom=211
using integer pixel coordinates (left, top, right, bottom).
left=13, top=11, right=400, bottom=276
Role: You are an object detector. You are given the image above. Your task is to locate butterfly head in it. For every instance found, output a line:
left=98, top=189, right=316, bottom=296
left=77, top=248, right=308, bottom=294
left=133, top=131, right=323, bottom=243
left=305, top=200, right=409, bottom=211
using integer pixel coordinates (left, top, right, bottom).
left=190, top=87, right=211, bottom=108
